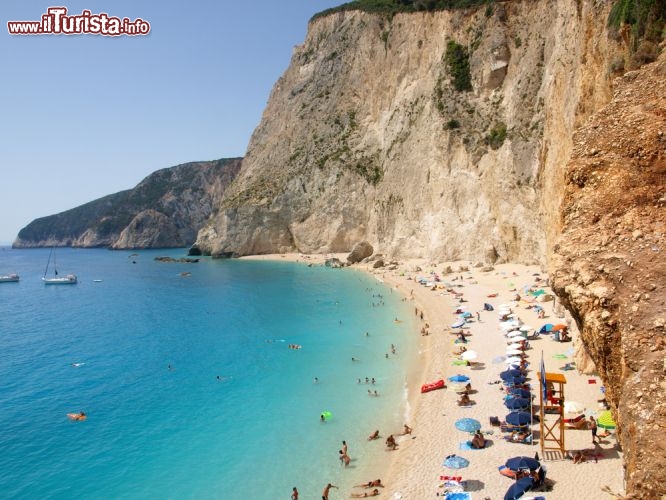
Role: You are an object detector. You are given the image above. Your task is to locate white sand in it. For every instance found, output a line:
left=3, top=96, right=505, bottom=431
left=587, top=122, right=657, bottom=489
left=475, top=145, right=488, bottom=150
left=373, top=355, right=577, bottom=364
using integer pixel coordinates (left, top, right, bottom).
left=242, top=254, right=625, bottom=499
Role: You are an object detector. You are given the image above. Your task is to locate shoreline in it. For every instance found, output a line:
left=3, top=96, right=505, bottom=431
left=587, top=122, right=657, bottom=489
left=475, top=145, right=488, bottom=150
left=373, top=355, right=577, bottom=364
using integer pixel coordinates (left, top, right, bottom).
left=241, top=253, right=625, bottom=499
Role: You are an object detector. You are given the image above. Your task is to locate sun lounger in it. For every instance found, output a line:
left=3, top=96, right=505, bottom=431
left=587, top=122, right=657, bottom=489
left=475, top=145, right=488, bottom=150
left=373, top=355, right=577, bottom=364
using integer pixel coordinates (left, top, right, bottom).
left=500, top=422, right=529, bottom=433
left=564, top=414, right=587, bottom=429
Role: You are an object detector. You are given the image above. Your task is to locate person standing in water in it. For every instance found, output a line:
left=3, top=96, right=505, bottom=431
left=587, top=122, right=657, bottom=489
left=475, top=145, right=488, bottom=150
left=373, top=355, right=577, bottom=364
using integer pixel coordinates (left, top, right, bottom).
left=291, top=486, right=299, bottom=500
left=322, top=483, right=338, bottom=499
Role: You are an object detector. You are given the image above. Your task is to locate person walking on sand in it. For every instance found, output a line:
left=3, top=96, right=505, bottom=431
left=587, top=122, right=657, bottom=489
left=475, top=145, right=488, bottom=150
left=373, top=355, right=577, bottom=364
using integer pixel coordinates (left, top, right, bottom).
left=322, top=483, right=338, bottom=500
left=589, top=416, right=598, bottom=444
left=291, top=486, right=299, bottom=500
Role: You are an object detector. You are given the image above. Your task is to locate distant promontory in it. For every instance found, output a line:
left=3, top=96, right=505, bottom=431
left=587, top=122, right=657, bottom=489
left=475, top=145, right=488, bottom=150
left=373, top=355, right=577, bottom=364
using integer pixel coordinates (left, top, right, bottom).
left=13, top=158, right=242, bottom=249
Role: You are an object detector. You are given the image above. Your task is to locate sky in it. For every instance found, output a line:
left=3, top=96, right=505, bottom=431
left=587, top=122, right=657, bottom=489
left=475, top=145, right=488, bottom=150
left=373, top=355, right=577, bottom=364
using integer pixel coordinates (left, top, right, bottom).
left=0, top=0, right=343, bottom=244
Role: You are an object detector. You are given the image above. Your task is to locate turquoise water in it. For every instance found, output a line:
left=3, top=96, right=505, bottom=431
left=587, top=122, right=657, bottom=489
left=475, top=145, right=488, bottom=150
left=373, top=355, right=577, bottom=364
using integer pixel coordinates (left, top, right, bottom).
left=0, top=248, right=418, bottom=499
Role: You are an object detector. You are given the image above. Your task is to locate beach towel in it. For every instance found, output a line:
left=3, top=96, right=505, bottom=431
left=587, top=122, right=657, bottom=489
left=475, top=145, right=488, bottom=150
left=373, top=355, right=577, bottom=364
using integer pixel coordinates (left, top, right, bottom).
left=459, top=439, right=491, bottom=450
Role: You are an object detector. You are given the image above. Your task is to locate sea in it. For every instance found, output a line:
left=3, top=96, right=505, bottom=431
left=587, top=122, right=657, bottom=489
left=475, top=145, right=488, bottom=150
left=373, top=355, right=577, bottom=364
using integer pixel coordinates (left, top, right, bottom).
left=0, top=247, right=419, bottom=499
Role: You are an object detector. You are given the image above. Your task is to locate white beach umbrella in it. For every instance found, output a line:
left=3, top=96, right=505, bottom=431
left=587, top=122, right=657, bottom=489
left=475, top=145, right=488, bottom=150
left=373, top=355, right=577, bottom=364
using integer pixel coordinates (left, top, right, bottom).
left=506, top=349, right=524, bottom=356
left=507, top=342, right=525, bottom=349
left=519, top=325, right=532, bottom=332
left=501, top=321, right=521, bottom=331
left=461, top=350, right=478, bottom=360
left=564, top=400, right=586, bottom=415
left=505, top=356, right=522, bottom=364
left=507, top=330, right=525, bottom=338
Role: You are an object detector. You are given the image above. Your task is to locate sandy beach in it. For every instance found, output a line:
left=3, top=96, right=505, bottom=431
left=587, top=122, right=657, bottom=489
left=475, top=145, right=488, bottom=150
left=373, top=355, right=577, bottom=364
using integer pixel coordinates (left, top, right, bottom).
left=242, top=254, right=625, bottom=499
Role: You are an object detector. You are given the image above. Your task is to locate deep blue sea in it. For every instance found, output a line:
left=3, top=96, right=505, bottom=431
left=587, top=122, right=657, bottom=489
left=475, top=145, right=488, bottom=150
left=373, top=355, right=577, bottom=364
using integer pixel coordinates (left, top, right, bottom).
left=0, top=247, right=418, bottom=499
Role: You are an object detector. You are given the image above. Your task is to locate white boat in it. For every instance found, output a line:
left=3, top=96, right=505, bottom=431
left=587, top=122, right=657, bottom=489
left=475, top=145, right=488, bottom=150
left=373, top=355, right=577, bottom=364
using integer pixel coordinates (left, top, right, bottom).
left=42, top=247, right=77, bottom=285
left=0, top=273, right=19, bottom=282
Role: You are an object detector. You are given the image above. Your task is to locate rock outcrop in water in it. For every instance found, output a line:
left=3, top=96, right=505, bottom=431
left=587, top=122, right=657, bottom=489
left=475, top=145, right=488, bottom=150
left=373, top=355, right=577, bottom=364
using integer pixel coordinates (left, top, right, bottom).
left=194, top=1, right=617, bottom=261
left=550, top=51, right=666, bottom=498
left=13, top=158, right=242, bottom=249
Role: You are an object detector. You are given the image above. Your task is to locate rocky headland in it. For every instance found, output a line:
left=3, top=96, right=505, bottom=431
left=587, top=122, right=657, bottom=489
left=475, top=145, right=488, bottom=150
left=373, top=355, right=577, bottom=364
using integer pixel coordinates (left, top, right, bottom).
left=13, top=158, right=242, bottom=249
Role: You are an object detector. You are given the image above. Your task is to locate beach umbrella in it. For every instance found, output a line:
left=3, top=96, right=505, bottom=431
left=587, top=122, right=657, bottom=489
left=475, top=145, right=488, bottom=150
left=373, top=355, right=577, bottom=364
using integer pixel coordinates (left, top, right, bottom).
left=551, top=324, right=567, bottom=331
left=501, top=322, right=521, bottom=332
left=597, top=410, right=616, bottom=429
left=505, top=456, right=540, bottom=471
left=507, top=330, right=525, bottom=338
left=500, top=369, right=523, bottom=380
left=461, top=350, right=478, bottom=361
left=503, top=376, right=526, bottom=386
left=504, top=476, right=535, bottom=500
left=507, top=388, right=532, bottom=399
left=443, top=454, right=470, bottom=469
left=505, top=412, right=532, bottom=426
left=505, top=398, right=530, bottom=410
left=506, top=349, right=524, bottom=356
left=539, top=324, right=554, bottom=333
left=451, top=320, right=466, bottom=328
left=519, top=325, right=533, bottom=332
left=563, top=400, right=585, bottom=415
left=460, top=312, right=473, bottom=319
left=448, top=374, right=470, bottom=383
left=455, top=418, right=481, bottom=432
left=507, top=341, right=525, bottom=349
left=505, top=356, right=522, bottom=364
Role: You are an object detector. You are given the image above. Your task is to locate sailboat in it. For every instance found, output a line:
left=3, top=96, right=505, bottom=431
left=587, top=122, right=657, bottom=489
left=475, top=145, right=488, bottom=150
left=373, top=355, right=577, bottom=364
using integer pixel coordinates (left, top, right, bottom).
left=42, top=247, right=77, bottom=285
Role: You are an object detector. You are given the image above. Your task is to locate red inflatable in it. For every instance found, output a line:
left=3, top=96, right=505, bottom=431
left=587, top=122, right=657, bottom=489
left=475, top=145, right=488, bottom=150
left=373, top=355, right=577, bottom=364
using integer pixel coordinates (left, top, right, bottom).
left=421, top=379, right=445, bottom=393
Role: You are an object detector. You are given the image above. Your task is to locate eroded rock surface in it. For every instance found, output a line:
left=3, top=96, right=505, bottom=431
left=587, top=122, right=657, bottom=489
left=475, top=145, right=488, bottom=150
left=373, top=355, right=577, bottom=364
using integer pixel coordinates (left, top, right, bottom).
left=551, top=52, right=666, bottom=498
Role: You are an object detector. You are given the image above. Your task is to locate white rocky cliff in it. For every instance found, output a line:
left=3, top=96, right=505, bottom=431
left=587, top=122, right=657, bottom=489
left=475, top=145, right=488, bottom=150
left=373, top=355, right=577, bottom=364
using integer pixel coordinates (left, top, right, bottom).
left=195, top=0, right=616, bottom=263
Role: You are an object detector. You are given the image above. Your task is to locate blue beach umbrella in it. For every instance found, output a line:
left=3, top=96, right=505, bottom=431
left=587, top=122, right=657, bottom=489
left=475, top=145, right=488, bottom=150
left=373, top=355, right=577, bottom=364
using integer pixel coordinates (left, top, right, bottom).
left=505, top=456, right=540, bottom=471
left=460, top=312, right=473, bottom=319
left=455, top=418, right=481, bottom=432
left=443, top=454, right=470, bottom=469
left=505, top=412, right=532, bottom=426
left=539, top=323, right=554, bottom=333
left=500, top=369, right=523, bottom=380
left=448, top=374, right=470, bottom=383
left=507, top=388, right=532, bottom=399
left=503, top=376, right=526, bottom=386
left=504, top=476, right=535, bottom=500
left=505, top=398, right=530, bottom=410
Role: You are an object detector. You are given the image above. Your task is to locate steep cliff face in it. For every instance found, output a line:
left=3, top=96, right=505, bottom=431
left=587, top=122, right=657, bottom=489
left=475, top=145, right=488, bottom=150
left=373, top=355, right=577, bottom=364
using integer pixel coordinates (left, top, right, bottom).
left=14, top=158, right=241, bottom=249
left=551, top=52, right=666, bottom=498
left=196, top=0, right=615, bottom=262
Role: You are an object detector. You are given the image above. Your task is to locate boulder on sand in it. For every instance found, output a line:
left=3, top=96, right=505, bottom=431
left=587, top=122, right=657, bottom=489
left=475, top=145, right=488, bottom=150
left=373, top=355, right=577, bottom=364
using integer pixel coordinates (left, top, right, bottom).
left=346, top=241, right=374, bottom=264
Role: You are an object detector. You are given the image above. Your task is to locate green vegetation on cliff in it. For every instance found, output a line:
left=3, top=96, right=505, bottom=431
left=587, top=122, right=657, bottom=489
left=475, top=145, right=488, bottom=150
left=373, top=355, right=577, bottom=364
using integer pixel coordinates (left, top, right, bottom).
left=312, top=0, right=492, bottom=21
left=609, top=0, right=665, bottom=65
left=444, top=40, right=473, bottom=92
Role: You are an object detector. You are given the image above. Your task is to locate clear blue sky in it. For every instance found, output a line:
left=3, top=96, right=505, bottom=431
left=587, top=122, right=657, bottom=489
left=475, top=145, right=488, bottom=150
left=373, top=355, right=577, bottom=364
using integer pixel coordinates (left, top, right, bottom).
left=0, top=0, right=342, bottom=244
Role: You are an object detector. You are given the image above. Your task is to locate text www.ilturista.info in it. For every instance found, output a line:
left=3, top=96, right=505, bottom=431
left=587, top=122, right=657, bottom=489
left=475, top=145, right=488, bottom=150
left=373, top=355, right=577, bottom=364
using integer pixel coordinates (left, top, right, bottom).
left=7, top=7, right=150, bottom=36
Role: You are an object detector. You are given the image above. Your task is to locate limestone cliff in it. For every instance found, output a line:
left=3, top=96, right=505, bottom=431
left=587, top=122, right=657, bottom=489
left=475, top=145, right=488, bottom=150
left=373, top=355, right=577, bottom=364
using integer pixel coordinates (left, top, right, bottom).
left=551, top=52, right=666, bottom=498
left=13, top=158, right=241, bottom=249
left=195, top=1, right=615, bottom=262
